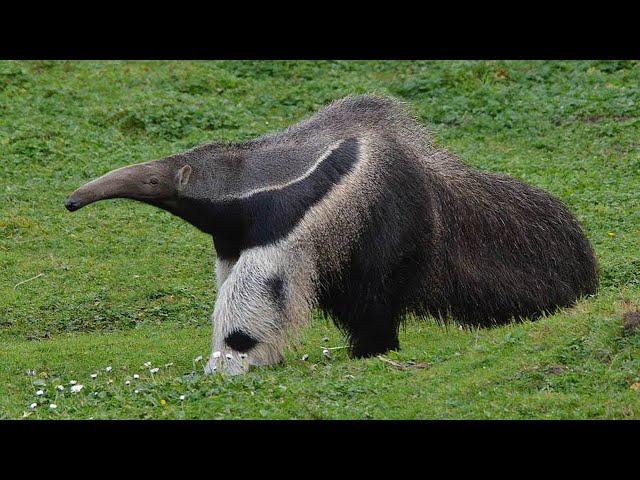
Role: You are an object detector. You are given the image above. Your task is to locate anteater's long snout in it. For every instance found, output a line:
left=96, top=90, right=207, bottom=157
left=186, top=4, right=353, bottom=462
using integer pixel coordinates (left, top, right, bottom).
left=63, top=161, right=171, bottom=213
left=64, top=197, right=81, bottom=212
left=63, top=174, right=116, bottom=213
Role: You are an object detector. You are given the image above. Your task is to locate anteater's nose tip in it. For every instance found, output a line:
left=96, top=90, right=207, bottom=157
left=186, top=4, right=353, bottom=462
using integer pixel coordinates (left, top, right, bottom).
left=64, top=197, right=79, bottom=212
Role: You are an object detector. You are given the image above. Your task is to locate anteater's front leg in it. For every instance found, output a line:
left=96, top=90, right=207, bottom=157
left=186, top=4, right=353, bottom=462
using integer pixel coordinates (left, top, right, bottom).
left=204, top=246, right=315, bottom=375
left=215, top=257, right=237, bottom=291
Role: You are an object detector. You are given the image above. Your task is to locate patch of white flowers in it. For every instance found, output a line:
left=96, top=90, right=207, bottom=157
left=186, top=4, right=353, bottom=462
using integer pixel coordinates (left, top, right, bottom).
left=105, top=366, right=112, bottom=373
left=150, top=368, right=159, bottom=374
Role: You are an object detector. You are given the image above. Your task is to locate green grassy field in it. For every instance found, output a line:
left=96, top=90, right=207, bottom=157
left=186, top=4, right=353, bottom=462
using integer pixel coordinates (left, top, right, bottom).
left=1, top=60, right=638, bottom=419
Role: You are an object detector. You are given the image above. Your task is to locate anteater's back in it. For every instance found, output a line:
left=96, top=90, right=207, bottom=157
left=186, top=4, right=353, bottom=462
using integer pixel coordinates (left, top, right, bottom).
left=418, top=147, right=599, bottom=324
left=249, top=95, right=598, bottom=327
left=281, top=95, right=598, bottom=326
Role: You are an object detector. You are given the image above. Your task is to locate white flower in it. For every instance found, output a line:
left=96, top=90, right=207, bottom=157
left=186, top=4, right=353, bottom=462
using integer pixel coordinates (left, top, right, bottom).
left=179, top=395, right=186, bottom=401
left=212, top=351, right=221, bottom=359
left=143, top=361, right=151, bottom=367
left=70, top=384, right=83, bottom=393
left=56, top=385, right=64, bottom=391
left=225, top=353, right=233, bottom=360
left=49, top=404, right=57, bottom=409
left=301, top=354, right=309, bottom=361
left=322, top=348, right=331, bottom=358
left=69, top=380, right=77, bottom=385
left=194, top=355, right=203, bottom=362
left=164, top=363, right=174, bottom=368
left=150, top=367, right=159, bottom=374
left=105, top=366, right=112, bottom=372
left=133, top=374, right=140, bottom=379
left=29, top=403, right=37, bottom=410
left=90, top=373, right=98, bottom=379
left=36, top=389, right=44, bottom=396
left=125, top=380, right=131, bottom=386
left=134, top=389, right=139, bottom=394
left=26, top=369, right=36, bottom=376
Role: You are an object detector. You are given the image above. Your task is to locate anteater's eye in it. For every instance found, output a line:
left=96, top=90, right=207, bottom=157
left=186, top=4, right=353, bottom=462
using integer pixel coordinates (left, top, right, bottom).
left=149, top=177, right=159, bottom=185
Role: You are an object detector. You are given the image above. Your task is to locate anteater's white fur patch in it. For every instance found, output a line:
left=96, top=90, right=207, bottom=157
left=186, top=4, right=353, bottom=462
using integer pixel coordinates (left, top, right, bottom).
left=205, top=242, right=317, bottom=375
left=204, top=138, right=380, bottom=375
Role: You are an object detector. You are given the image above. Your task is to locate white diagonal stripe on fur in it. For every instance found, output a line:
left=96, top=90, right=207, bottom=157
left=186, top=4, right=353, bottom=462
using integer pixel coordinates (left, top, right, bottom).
left=222, top=140, right=345, bottom=200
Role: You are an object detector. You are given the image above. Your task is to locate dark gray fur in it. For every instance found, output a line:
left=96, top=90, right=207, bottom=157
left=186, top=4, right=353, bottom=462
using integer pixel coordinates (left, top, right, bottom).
left=65, top=95, right=599, bottom=367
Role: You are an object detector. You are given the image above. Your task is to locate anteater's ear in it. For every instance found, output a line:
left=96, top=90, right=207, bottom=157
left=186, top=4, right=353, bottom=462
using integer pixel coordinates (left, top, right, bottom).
left=177, top=164, right=192, bottom=191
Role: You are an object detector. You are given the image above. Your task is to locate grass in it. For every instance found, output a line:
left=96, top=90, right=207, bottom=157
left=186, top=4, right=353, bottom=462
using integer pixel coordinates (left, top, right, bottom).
left=1, top=60, right=639, bottom=419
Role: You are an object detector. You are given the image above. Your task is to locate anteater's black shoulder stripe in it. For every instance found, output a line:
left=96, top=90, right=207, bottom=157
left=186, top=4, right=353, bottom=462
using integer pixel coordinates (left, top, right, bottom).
left=243, top=137, right=359, bottom=251
left=195, top=137, right=360, bottom=259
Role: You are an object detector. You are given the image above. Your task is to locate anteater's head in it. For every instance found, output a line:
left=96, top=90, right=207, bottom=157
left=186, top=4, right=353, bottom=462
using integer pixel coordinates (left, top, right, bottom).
left=64, top=157, right=192, bottom=213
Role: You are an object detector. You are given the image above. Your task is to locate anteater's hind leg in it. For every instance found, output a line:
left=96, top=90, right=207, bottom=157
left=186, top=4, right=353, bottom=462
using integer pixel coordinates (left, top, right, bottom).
left=343, top=305, right=402, bottom=358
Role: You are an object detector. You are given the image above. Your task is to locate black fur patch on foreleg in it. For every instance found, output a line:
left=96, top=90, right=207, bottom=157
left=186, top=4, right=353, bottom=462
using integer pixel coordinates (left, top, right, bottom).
left=225, top=329, right=259, bottom=352
left=266, top=275, right=286, bottom=311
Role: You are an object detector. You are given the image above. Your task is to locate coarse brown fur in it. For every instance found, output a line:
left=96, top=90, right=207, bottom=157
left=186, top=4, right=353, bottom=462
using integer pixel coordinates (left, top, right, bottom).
left=65, top=95, right=599, bottom=369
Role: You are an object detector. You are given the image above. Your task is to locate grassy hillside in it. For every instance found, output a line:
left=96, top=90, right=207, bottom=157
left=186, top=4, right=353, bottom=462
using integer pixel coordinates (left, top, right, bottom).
left=1, top=60, right=638, bottom=419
